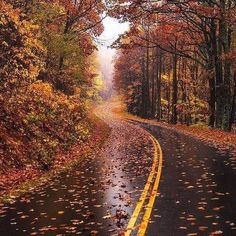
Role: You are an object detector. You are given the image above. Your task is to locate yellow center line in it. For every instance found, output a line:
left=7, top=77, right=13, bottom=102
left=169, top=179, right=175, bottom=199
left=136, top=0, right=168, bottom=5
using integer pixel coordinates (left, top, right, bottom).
left=137, top=138, right=163, bottom=236
left=125, top=135, right=159, bottom=236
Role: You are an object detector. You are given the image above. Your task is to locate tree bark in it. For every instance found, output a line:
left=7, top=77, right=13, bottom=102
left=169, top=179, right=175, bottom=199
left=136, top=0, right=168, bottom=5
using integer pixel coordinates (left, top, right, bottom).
left=171, top=53, right=178, bottom=124
left=151, top=52, right=156, bottom=117
left=229, top=71, right=236, bottom=131
left=141, top=54, right=150, bottom=118
left=212, top=24, right=224, bottom=129
left=220, top=0, right=232, bottom=131
left=156, top=49, right=162, bottom=121
left=207, top=58, right=216, bottom=128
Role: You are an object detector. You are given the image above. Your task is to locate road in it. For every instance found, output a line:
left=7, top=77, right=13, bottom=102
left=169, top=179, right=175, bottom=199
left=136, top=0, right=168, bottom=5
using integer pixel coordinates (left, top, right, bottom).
left=0, top=102, right=236, bottom=235
left=133, top=120, right=236, bottom=236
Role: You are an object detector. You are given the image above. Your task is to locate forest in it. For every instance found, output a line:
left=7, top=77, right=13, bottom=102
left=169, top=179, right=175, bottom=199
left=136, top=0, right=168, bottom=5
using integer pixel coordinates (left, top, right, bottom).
left=112, top=0, right=236, bottom=132
left=0, top=0, right=105, bottom=172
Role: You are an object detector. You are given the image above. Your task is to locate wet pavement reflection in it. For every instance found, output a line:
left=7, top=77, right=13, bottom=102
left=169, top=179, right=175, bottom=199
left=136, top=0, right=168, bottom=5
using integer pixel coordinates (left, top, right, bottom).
left=141, top=123, right=236, bottom=236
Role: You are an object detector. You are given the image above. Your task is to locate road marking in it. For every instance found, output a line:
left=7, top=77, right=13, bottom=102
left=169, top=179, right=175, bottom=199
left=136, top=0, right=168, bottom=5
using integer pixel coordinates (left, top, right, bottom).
left=125, top=135, right=161, bottom=236
left=137, top=138, right=163, bottom=235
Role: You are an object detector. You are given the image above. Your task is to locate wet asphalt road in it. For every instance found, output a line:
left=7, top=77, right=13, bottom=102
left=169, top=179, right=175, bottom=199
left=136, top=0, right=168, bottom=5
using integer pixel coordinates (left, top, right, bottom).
left=140, top=122, right=236, bottom=236
left=0, top=104, right=236, bottom=235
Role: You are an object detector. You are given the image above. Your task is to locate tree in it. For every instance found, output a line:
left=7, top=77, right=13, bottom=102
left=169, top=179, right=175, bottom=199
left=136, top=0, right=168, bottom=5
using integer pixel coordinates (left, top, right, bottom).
left=0, top=1, right=45, bottom=91
left=111, top=0, right=236, bottom=131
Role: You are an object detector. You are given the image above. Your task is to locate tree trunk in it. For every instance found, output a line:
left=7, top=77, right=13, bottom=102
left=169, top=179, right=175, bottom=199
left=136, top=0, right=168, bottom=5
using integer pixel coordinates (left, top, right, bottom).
left=213, top=29, right=224, bottom=128
left=151, top=54, right=156, bottom=117
left=220, top=0, right=232, bottom=131
left=156, top=49, right=162, bottom=121
left=229, top=71, right=236, bottom=131
left=141, top=55, right=150, bottom=118
left=171, top=53, right=178, bottom=124
left=142, top=43, right=151, bottom=117
left=167, top=73, right=171, bottom=123
left=208, top=60, right=216, bottom=128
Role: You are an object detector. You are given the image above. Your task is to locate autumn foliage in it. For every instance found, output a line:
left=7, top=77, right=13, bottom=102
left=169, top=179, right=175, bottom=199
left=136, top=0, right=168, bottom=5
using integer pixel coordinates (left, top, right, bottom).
left=0, top=0, right=105, bottom=172
left=112, top=0, right=236, bottom=131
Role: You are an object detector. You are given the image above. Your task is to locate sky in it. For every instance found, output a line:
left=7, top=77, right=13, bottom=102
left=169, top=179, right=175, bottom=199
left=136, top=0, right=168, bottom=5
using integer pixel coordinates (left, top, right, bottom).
left=98, top=17, right=129, bottom=86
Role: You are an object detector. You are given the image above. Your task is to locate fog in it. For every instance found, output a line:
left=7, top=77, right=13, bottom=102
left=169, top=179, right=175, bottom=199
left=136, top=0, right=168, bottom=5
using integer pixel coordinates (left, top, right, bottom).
left=98, top=17, right=129, bottom=92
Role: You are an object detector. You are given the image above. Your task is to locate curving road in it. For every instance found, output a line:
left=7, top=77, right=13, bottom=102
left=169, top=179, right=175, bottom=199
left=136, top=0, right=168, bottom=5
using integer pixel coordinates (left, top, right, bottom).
left=137, top=120, right=236, bottom=236
left=0, top=102, right=236, bottom=235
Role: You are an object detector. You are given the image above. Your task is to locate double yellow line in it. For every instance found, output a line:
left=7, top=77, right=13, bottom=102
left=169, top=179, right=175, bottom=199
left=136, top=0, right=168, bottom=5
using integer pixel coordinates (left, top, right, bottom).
left=125, top=135, right=163, bottom=236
